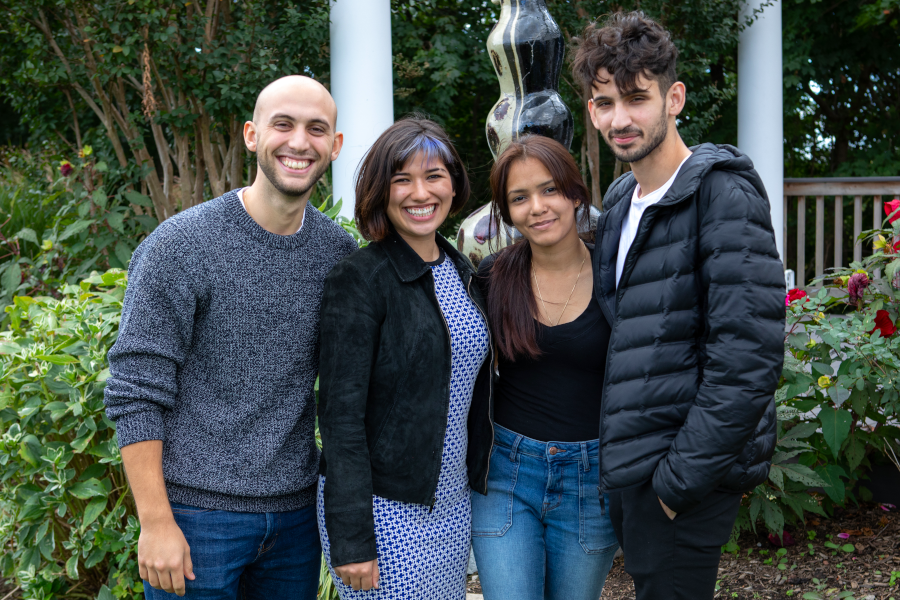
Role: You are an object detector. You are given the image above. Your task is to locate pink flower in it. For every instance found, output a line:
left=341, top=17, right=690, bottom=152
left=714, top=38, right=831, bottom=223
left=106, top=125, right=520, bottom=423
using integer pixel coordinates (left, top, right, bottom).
left=885, top=199, right=900, bottom=224
left=848, top=273, right=870, bottom=304
left=881, top=503, right=895, bottom=511
left=837, top=532, right=850, bottom=539
left=768, top=531, right=796, bottom=547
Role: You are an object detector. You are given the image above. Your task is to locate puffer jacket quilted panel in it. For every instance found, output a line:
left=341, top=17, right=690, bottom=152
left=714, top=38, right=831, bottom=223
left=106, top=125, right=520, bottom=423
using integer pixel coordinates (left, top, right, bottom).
left=594, top=143, right=785, bottom=514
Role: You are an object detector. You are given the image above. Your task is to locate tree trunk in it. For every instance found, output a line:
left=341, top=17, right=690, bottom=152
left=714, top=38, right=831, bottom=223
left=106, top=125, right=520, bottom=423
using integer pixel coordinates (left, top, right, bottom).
left=582, top=91, right=602, bottom=209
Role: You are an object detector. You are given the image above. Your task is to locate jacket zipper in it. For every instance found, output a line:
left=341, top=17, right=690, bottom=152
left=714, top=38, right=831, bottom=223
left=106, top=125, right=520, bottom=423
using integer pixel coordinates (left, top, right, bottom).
left=467, top=276, right=494, bottom=494
left=596, top=204, right=661, bottom=514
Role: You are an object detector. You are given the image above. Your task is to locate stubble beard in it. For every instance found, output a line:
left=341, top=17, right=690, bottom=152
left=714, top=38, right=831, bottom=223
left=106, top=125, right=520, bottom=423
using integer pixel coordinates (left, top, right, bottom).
left=606, top=105, right=669, bottom=165
left=257, top=149, right=330, bottom=200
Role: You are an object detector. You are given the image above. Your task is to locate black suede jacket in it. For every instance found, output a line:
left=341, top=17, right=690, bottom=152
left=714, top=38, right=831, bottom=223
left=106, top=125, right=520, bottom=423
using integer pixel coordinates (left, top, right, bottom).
left=318, top=230, right=495, bottom=568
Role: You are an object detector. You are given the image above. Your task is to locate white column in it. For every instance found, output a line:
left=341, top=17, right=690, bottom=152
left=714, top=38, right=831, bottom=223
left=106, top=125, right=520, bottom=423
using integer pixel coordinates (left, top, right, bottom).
left=330, top=0, right=395, bottom=219
left=738, top=0, right=784, bottom=259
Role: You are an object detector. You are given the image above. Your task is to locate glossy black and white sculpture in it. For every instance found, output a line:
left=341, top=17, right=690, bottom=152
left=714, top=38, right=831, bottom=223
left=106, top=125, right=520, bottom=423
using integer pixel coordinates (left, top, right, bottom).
left=485, top=0, right=574, bottom=159
left=457, top=0, right=591, bottom=266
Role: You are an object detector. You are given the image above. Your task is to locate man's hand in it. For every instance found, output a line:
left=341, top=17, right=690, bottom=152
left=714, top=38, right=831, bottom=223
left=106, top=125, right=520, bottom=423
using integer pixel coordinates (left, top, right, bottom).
left=121, top=441, right=196, bottom=596
left=335, top=559, right=379, bottom=591
left=658, top=497, right=677, bottom=520
left=138, top=517, right=195, bottom=596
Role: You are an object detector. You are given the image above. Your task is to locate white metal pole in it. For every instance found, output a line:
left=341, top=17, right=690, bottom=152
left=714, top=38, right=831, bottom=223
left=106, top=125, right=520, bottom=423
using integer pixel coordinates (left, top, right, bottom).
left=738, top=0, right=784, bottom=260
left=330, top=0, right=395, bottom=220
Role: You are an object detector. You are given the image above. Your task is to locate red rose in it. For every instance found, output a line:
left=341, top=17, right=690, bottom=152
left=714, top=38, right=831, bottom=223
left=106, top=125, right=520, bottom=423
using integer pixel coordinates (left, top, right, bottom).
left=885, top=198, right=900, bottom=224
left=870, top=310, right=897, bottom=337
left=786, top=288, right=808, bottom=306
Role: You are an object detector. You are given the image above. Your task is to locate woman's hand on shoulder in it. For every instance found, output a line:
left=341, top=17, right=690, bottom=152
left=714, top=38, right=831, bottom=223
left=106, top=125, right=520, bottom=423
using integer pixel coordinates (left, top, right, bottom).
left=334, top=559, right=380, bottom=591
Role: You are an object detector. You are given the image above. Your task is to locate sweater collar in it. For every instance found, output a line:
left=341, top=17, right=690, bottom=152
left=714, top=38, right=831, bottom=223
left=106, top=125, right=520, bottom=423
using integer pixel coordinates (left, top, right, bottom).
left=380, top=227, right=475, bottom=283
left=222, top=189, right=321, bottom=250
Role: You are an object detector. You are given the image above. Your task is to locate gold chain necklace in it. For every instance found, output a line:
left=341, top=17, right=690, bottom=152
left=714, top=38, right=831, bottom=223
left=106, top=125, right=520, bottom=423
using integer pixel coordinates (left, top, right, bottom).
left=532, top=249, right=587, bottom=327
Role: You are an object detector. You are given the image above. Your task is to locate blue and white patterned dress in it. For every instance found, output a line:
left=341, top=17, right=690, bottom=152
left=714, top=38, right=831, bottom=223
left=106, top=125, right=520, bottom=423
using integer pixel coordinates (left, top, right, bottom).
left=317, top=255, right=489, bottom=599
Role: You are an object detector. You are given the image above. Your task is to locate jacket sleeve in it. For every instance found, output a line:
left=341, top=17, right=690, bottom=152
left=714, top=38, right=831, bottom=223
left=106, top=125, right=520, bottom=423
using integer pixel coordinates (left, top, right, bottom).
left=652, top=174, right=785, bottom=514
left=319, top=258, right=384, bottom=567
left=104, top=224, right=197, bottom=448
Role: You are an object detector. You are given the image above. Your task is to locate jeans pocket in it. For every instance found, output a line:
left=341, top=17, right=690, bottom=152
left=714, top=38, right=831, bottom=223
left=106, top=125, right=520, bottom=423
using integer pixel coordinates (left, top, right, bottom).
left=471, top=446, right=519, bottom=537
left=578, top=463, right=618, bottom=554
left=170, top=502, right=213, bottom=516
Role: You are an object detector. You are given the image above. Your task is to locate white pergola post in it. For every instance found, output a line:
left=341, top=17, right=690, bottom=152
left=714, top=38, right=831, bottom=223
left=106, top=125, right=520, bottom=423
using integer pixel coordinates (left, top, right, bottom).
left=738, top=0, right=784, bottom=260
left=330, top=0, right=395, bottom=219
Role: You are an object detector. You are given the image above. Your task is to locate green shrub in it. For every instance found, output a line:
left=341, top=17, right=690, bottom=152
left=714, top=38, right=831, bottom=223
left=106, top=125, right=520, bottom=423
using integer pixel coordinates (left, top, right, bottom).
left=0, top=270, right=141, bottom=599
left=736, top=212, right=900, bottom=541
left=0, top=148, right=156, bottom=320
left=1, top=199, right=361, bottom=599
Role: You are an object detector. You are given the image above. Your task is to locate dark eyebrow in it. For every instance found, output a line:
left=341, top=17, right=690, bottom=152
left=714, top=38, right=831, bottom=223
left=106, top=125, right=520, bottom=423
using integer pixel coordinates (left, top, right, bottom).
left=268, top=113, right=296, bottom=123
left=392, top=167, right=448, bottom=178
left=268, top=114, right=333, bottom=130
left=592, top=86, right=650, bottom=104
left=507, top=179, right=554, bottom=196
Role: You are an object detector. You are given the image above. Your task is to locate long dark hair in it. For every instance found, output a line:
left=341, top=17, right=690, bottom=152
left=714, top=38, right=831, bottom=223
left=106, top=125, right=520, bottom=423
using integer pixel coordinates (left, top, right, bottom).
left=487, top=136, right=590, bottom=361
left=354, top=116, right=470, bottom=242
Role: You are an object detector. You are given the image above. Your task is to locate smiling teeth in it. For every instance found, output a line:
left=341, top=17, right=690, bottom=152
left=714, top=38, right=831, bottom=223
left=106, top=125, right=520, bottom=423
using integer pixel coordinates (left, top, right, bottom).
left=281, top=157, right=310, bottom=170
left=406, top=205, right=435, bottom=217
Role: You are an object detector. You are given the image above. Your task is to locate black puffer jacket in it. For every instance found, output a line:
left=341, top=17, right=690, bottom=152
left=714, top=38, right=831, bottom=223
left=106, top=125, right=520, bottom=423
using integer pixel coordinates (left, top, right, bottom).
left=594, top=143, right=785, bottom=514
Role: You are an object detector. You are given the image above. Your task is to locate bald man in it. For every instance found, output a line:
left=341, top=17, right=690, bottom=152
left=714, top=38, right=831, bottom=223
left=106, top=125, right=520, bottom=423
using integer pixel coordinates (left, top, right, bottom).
left=104, top=76, right=358, bottom=599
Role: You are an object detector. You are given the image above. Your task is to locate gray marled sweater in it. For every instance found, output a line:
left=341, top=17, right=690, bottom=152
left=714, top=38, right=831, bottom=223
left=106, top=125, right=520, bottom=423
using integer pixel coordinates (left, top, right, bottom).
left=104, top=190, right=357, bottom=513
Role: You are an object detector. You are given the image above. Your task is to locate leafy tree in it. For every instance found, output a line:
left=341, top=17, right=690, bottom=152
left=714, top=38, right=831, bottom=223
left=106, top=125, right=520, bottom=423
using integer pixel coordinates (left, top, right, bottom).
left=391, top=0, right=748, bottom=217
left=783, top=0, right=900, bottom=177
left=0, top=0, right=332, bottom=222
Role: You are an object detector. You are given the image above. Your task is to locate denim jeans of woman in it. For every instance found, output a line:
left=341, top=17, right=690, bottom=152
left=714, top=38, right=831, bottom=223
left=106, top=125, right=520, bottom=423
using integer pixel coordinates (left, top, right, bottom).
left=471, top=424, right=619, bottom=600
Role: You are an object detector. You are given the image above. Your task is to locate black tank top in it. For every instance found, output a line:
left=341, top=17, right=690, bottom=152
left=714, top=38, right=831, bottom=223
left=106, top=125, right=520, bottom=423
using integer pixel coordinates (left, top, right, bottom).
left=494, top=281, right=611, bottom=443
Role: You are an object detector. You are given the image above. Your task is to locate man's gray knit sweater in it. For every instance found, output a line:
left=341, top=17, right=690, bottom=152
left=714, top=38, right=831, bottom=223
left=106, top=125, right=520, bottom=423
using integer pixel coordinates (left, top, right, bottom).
left=104, top=190, right=357, bottom=512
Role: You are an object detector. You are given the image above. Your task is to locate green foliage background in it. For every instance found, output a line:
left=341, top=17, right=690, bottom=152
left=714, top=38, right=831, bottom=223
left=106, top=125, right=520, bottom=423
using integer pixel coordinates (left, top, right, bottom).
left=1, top=0, right=899, bottom=597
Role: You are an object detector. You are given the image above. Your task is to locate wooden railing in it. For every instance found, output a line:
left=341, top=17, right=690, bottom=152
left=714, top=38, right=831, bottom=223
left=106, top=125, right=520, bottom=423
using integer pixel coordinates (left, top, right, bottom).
left=783, top=177, right=900, bottom=287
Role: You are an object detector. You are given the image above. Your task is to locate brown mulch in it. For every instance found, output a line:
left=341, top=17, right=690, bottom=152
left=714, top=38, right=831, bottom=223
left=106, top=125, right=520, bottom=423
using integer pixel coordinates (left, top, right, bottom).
left=469, top=503, right=900, bottom=599
left=7, top=503, right=900, bottom=599
left=0, top=581, right=20, bottom=600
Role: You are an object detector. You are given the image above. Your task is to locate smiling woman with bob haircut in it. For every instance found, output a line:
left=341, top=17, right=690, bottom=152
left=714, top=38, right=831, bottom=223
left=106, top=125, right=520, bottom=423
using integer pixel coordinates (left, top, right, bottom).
left=470, top=135, right=618, bottom=600
left=316, top=116, right=494, bottom=599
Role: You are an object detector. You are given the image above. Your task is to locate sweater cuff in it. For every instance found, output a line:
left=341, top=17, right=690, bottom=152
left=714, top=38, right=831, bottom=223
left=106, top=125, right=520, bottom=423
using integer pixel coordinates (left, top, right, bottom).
left=113, top=410, right=165, bottom=448
left=324, top=507, right=378, bottom=568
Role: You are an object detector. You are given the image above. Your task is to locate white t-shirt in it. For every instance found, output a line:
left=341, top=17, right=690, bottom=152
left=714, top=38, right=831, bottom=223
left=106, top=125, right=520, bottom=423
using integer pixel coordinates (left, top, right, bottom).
left=237, top=187, right=304, bottom=234
left=615, top=155, right=691, bottom=287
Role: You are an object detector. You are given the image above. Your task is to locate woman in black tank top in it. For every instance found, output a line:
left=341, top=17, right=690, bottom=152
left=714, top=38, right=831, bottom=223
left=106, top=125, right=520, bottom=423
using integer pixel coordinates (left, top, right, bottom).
left=470, top=136, right=618, bottom=600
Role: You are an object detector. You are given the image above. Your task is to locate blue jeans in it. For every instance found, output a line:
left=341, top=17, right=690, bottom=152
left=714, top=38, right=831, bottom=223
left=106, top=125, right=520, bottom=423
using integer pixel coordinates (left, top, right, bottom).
left=143, top=503, right=321, bottom=600
left=471, top=424, right=618, bottom=600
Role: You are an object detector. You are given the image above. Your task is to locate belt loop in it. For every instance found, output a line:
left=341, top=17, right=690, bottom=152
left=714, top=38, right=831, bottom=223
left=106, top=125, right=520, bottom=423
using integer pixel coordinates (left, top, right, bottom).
left=581, top=443, right=590, bottom=472
left=509, top=435, right=522, bottom=462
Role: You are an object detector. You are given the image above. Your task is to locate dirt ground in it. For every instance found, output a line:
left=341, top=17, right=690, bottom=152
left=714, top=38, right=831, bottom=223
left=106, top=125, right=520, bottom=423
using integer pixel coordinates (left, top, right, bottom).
left=6, top=503, right=900, bottom=599
left=468, top=502, right=900, bottom=600
left=0, top=582, right=19, bottom=600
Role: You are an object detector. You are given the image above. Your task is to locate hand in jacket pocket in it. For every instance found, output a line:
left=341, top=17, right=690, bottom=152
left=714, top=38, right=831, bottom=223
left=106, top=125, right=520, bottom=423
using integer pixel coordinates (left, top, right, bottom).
left=658, top=497, right=677, bottom=520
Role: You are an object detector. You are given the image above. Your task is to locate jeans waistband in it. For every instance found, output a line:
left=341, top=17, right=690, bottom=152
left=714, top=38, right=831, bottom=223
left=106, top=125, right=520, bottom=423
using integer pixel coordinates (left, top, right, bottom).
left=493, top=423, right=598, bottom=471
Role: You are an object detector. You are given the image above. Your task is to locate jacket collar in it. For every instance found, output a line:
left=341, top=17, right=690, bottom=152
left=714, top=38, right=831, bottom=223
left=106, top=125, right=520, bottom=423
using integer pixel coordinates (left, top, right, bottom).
left=595, top=143, right=742, bottom=320
left=601, top=142, right=758, bottom=213
left=380, top=227, right=475, bottom=283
